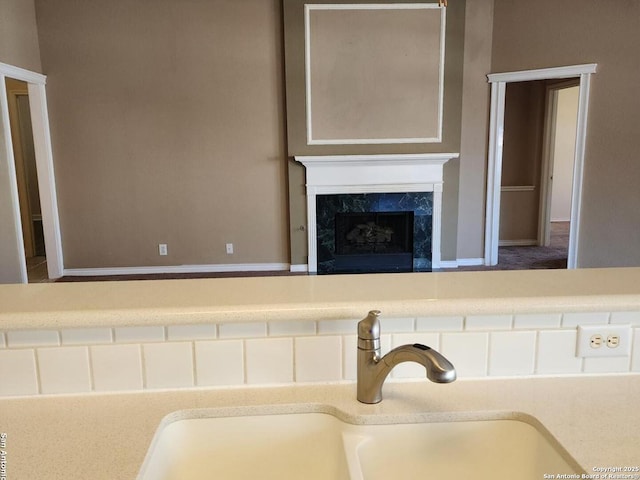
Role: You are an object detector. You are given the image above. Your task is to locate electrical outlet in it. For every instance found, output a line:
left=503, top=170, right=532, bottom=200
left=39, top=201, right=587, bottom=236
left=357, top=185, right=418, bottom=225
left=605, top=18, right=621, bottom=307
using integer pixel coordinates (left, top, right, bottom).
left=158, top=244, right=168, bottom=256
left=576, top=324, right=632, bottom=357
left=225, top=243, right=234, bottom=255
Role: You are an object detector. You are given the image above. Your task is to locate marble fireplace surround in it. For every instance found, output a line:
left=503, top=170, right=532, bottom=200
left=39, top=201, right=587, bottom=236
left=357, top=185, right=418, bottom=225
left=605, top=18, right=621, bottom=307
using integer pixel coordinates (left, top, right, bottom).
left=295, top=153, right=459, bottom=273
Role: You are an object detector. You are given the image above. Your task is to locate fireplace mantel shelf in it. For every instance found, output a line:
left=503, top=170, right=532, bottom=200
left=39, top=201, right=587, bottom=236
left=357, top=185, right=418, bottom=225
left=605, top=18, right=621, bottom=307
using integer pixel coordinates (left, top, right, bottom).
left=295, top=153, right=459, bottom=273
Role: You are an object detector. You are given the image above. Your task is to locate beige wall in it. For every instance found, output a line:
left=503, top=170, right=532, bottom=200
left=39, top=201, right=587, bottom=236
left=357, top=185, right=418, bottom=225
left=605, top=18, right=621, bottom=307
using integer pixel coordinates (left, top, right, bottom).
left=0, top=0, right=41, bottom=283
left=35, top=0, right=288, bottom=269
left=492, top=0, right=640, bottom=267
left=456, top=0, right=494, bottom=260
left=0, top=0, right=41, bottom=72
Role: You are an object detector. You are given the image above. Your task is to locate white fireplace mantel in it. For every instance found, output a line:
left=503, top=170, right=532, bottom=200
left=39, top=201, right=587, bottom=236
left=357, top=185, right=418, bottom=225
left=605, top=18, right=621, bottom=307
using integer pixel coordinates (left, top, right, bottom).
left=295, top=153, right=459, bottom=272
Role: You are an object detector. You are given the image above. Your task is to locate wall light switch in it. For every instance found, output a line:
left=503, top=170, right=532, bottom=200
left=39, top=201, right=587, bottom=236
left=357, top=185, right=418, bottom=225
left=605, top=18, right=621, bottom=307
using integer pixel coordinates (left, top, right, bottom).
left=576, top=324, right=631, bottom=357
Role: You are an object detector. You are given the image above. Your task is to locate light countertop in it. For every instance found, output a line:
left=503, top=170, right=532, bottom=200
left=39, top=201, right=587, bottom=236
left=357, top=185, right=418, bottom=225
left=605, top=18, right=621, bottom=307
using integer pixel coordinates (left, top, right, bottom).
left=2, top=268, right=640, bottom=330
left=1, top=375, right=639, bottom=479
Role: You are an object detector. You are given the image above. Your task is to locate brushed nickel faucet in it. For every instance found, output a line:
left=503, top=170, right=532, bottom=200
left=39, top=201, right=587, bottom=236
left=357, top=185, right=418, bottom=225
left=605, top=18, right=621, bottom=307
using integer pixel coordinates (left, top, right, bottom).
left=357, top=310, right=456, bottom=404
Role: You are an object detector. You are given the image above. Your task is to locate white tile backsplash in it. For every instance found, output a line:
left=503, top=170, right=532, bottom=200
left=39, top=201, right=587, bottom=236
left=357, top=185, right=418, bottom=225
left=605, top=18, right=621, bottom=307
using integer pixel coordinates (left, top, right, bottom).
left=0, top=349, right=38, bottom=396
left=611, top=311, right=640, bottom=326
left=91, top=344, right=143, bottom=391
left=536, top=330, right=583, bottom=374
left=295, top=336, right=342, bottom=382
left=466, top=315, right=513, bottom=330
left=61, top=328, right=113, bottom=345
left=37, top=347, right=92, bottom=394
left=245, top=338, right=293, bottom=384
left=1, top=309, right=639, bottom=398
left=632, top=329, right=640, bottom=372
left=115, top=326, right=165, bottom=343
left=514, top=313, right=561, bottom=329
left=143, top=342, right=194, bottom=389
left=268, top=320, right=316, bottom=337
left=342, top=335, right=358, bottom=381
left=218, top=322, right=267, bottom=339
left=195, top=340, right=244, bottom=386
left=416, top=316, right=464, bottom=331
left=7, top=330, right=60, bottom=347
left=317, top=319, right=359, bottom=335
left=440, top=332, right=489, bottom=378
left=562, top=312, right=610, bottom=327
left=583, top=356, right=631, bottom=374
left=381, top=317, right=415, bottom=332
left=166, top=324, right=217, bottom=341
left=489, top=331, right=536, bottom=376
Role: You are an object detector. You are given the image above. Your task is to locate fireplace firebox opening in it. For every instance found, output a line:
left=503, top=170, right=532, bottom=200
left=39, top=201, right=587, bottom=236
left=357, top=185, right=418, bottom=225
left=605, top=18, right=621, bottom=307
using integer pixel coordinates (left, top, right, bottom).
left=333, top=211, right=414, bottom=273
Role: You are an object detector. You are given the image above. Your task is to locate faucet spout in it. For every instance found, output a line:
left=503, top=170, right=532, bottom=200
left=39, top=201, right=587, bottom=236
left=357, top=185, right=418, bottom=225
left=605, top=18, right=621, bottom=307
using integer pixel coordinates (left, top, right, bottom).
left=382, top=344, right=457, bottom=383
left=357, top=311, right=456, bottom=404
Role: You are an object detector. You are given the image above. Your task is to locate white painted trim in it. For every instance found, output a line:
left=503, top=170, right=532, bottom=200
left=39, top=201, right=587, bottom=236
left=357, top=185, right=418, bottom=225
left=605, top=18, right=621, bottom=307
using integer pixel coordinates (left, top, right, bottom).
left=0, top=73, right=28, bottom=283
left=484, top=64, right=596, bottom=268
left=289, top=264, right=309, bottom=273
left=307, top=184, right=437, bottom=195
left=501, top=185, right=535, bottom=192
left=457, top=257, right=485, bottom=267
left=27, top=83, right=64, bottom=279
left=304, top=3, right=445, bottom=145
left=1, top=62, right=63, bottom=280
left=438, top=260, right=459, bottom=269
left=568, top=73, right=592, bottom=269
left=0, top=61, right=46, bottom=85
left=63, top=263, right=291, bottom=277
left=539, top=85, right=558, bottom=247
left=438, top=257, right=485, bottom=269
left=290, top=153, right=453, bottom=166
left=499, top=239, right=538, bottom=247
left=484, top=81, right=506, bottom=266
left=487, top=64, right=597, bottom=84
left=296, top=153, right=457, bottom=273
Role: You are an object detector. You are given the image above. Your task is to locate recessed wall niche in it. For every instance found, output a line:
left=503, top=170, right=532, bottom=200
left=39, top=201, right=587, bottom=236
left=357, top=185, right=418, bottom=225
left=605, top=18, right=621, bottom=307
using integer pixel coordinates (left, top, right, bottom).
left=304, top=4, right=445, bottom=145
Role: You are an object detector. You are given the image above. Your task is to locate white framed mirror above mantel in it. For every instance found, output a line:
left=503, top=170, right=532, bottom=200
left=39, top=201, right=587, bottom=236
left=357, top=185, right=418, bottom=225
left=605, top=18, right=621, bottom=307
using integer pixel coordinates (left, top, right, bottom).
left=295, top=153, right=459, bottom=273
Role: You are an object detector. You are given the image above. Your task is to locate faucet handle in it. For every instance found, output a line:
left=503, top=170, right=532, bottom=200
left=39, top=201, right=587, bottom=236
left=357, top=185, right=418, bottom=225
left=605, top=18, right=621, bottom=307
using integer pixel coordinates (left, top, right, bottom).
left=358, top=310, right=381, bottom=340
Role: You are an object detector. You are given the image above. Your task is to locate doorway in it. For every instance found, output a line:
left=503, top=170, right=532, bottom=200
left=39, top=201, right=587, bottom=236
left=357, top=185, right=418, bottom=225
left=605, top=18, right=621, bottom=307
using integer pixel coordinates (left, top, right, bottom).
left=5, top=78, right=47, bottom=282
left=0, top=61, right=63, bottom=283
left=485, top=64, right=597, bottom=269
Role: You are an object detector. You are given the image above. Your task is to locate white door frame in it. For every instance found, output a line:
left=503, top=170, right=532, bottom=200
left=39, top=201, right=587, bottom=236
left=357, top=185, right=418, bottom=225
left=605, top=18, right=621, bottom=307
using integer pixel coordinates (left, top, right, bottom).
left=1, top=62, right=63, bottom=282
left=485, top=63, right=597, bottom=269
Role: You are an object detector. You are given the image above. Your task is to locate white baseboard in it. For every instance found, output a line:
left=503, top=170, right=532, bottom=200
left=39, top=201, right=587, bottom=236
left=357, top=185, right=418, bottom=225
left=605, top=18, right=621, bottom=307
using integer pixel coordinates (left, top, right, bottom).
left=498, top=239, right=537, bottom=247
left=63, top=263, right=291, bottom=277
left=289, top=264, right=309, bottom=273
left=438, top=258, right=485, bottom=269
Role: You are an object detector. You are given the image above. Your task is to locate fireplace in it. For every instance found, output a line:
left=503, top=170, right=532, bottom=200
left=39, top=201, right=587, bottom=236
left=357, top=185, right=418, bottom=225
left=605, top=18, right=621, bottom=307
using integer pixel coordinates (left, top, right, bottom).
left=295, top=153, right=458, bottom=274
left=334, top=211, right=414, bottom=273
left=316, top=192, right=432, bottom=274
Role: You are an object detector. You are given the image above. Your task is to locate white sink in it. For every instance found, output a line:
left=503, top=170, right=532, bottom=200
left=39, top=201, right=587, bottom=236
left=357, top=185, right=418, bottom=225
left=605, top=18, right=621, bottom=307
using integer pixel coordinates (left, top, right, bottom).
left=137, top=410, right=584, bottom=480
left=138, top=412, right=350, bottom=480
left=351, top=419, right=581, bottom=480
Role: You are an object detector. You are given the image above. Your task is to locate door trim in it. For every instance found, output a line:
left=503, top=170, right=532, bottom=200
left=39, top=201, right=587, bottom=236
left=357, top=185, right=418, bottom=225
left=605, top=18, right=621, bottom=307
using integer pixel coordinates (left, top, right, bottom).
left=1, top=61, right=63, bottom=282
left=485, top=63, right=597, bottom=268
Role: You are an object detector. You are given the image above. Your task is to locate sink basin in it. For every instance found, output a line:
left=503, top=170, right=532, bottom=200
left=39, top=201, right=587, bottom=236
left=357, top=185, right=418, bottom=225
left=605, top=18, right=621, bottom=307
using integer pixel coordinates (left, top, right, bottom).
left=137, top=409, right=583, bottom=480
left=350, top=419, right=580, bottom=480
left=138, top=412, right=350, bottom=480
